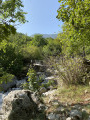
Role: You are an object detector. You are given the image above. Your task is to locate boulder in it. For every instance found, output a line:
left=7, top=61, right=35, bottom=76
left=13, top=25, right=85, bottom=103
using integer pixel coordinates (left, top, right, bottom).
left=2, top=90, right=40, bottom=120
left=70, top=109, right=82, bottom=120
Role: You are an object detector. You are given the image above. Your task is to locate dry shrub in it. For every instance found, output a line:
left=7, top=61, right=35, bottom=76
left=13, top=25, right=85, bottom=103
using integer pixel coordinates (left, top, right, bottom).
left=46, top=56, right=88, bottom=85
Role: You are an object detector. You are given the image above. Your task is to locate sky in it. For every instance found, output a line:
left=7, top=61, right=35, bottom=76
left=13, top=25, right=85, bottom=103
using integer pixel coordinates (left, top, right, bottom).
left=16, top=0, right=63, bottom=36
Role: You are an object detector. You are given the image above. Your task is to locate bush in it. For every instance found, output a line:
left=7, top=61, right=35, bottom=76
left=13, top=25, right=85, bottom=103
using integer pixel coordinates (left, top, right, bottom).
left=46, top=56, right=89, bottom=85
left=43, top=39, right=61, bottom=56
left=0, top=67, right=14, bottom=85
left=22, top=67, right=41, bottom=91
left=22, top=67, right=54, bottom=92
left=31, top=34, right=47, bottom=47
left=0, top=44, right=23, bottom=76
left=21, top=45, right=43, bottom=62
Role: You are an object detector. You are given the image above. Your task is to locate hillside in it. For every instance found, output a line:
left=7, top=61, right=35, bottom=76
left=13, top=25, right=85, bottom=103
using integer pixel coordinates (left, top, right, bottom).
left=31, top=34, right=57, bottom=39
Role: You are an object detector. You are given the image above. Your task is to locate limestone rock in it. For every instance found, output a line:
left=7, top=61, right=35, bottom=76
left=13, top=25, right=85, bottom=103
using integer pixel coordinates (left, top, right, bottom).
left=47, top=113, right=56, bottom=120
left=88, top=116, right=90, bottom=120
left=51, top=100, right=59, bottom=106
left=39, top=87, right=47, bottom=94
left=31, top=92, right=41, bottom=104
left=66, top=117, right=72, bottom=120
left=56, top=107, right=65, bottom=112
left=70, top=109, right=82, bottom=120
left=38, top=103, right=46, bottom=111
left=2, top=90, right=39, bottom=120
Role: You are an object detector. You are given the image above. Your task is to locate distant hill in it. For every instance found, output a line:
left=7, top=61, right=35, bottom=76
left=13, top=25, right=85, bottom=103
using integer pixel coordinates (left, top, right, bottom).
left=31, top=34, right=58, bottom=39
left=42, top=34, right=57, bottom=38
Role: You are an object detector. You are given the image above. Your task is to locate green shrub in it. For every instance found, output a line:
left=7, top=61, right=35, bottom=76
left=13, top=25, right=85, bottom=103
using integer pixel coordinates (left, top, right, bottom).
left=31, top=34, right=47, bottom=47
left=22, top=67, right=54, bottom=92
left=0, top=44, right=23, bottom=76
left=0, top=67, right=14, bottom=85
left=22, top=67, right=41, bottom=91
left=43, top=39, right=61, bottom=56
left=22, top=45, right=43, bottom=62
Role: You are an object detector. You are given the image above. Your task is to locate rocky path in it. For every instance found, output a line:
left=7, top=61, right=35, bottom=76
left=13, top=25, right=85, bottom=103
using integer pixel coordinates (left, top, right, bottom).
left=0, top=89, right=90, bottom=120
left=42, top=90, right=90, bottom=120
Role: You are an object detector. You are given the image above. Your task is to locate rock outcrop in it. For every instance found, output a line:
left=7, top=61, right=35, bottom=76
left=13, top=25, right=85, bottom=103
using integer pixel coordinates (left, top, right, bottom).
left=1, top=90, right=41, bottom=120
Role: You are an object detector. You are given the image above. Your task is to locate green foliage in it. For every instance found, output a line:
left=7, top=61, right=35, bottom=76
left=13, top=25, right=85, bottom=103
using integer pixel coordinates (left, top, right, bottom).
left=43, top=38, right=61, bottom=56
left=0, top=0, right=27, bottom=83
left=0, top=43, right=23, bottom=76
left=22, top=67, right=54, bottom=92
left=41, top=80, right=55, bottom=89
left=22, top=45, right=43, bottom=62
left=31, top=34, right=47, bottom=47
left=0, top=67, right=14, bottom=85
left=57, top=0, right=90, bottom=31
left=0, top=24, right=16, bottom=42
left=57, top=0, right=90, bottom=57
left=0, top=0, right=27, bottom=42
left=0, top=73, right=14, bottom=85
left=23, top=67, right=40, bottom=91
left=9, top=33, right=32, bottom=47
left=0, top=0, right=27, bottom=78
left=58, top=23, right=90, bottom=57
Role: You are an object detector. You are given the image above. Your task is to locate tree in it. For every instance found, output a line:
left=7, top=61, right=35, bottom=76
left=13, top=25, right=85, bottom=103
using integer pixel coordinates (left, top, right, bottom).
left=57, top=0, right=90, bottom=57
left=0, top=0, right=27, bottom=84
left=0, top=44, right=23, bottom=76
left=0, top=0, right=27, bottom=42
left=31, top=34, right=47, bottom=47
left=9, top=33, right=32, bottom=48
left=57, top=0, right=90, bottom=30
left=43, top=38, right=61, bottom=56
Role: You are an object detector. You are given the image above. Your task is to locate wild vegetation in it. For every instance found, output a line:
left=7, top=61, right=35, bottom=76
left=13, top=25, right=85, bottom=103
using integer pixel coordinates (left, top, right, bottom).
left=0, top=0, right=90, bottom=120
left=0, top=0, right=27, bottom=83
left=0, top=0, right=90, bottom=94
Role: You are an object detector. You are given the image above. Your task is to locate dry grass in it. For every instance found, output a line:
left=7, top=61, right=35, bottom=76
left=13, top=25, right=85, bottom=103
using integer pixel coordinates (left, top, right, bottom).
left=42, top=85, right=90, bottom=114
left=57, top=85, right=90, bottom=103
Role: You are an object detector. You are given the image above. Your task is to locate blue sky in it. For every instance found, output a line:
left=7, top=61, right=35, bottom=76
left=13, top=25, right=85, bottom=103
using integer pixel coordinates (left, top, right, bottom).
left=16, top=0, right=63, bottom=36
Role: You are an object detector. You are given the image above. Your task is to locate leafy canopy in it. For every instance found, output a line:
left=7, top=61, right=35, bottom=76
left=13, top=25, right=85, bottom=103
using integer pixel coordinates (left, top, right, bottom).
left=0, top=0, right=27, bottom=42
left=57, top=0, right=90, bottom=31
left=31, top=34, right=47, bottom=47
left=57, top=0, right=90, bottom=56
